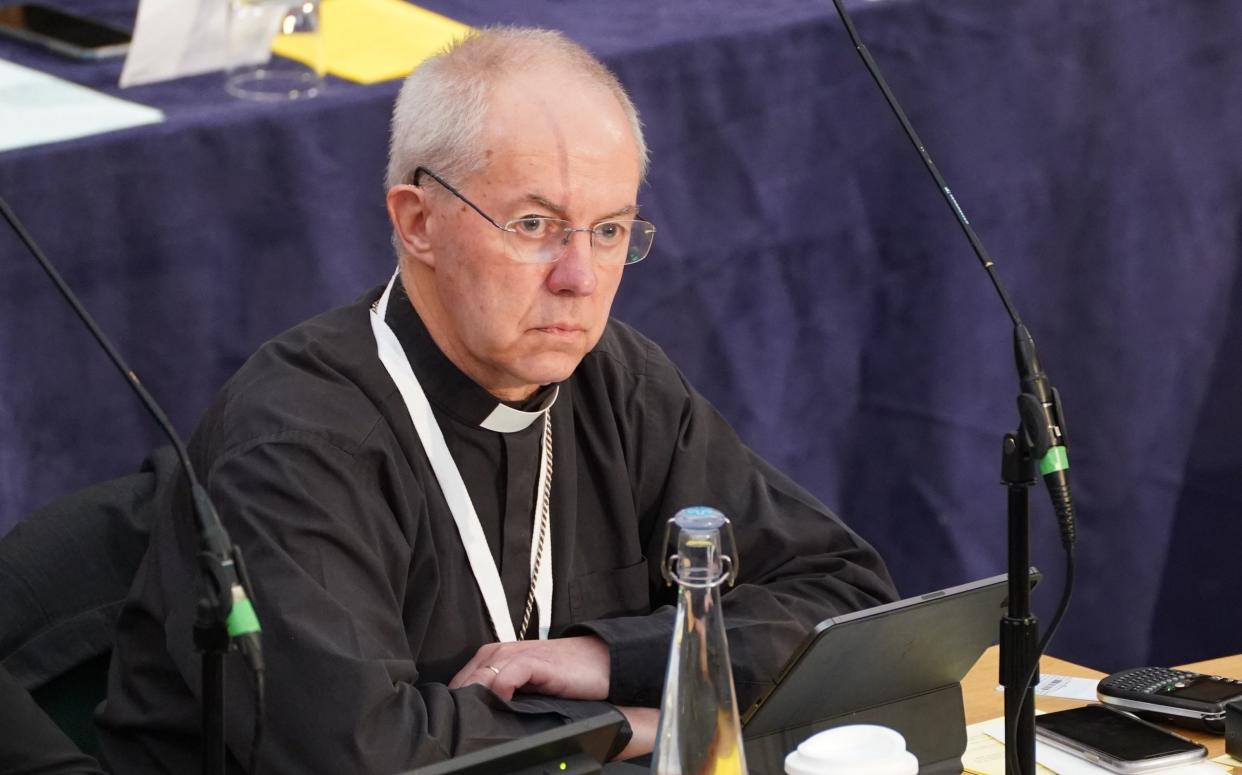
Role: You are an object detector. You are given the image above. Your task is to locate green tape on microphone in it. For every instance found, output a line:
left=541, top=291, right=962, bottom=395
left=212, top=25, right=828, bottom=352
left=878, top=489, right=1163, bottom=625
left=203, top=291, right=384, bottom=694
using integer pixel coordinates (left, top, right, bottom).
left=227, top=598, right=261, bottom=637
left=1039, top=446, right=1069, bottom=476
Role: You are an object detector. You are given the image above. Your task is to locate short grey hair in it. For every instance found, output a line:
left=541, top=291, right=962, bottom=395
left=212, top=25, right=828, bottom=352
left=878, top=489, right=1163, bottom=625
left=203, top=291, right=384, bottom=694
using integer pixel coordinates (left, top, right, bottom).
left=385, top=27, right=649, bottom=192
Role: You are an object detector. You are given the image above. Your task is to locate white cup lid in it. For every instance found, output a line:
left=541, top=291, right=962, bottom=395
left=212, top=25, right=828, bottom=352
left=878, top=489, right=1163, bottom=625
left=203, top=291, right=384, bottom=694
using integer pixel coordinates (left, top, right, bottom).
left=784, top=724, right=919, bottom=775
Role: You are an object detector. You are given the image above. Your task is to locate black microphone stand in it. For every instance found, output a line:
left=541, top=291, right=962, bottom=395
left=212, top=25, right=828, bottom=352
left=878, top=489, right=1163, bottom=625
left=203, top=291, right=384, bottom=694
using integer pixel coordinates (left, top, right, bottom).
left=823, top=3, right=1079, bottom=773
left=198, top=606, right=229, bottom=775
left=1000, top=425, right=1039, bottom=775
left=193, top=485, right=263, bottom=775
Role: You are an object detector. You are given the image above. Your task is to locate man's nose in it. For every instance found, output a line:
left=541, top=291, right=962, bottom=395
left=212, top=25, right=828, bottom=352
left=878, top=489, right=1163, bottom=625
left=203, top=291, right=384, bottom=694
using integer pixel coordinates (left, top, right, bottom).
left=546, top=230, right=598, bottom=296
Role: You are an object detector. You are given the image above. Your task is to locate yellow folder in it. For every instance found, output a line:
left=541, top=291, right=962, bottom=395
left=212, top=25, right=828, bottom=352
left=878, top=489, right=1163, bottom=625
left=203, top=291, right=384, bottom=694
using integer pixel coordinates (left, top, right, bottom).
left=273, top=0, right=473, bottom=85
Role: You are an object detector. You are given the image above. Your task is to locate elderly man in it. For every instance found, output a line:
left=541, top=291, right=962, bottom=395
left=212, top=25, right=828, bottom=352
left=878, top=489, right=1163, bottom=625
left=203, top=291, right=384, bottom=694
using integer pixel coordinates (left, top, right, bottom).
left=98, top=27, right=896, bottom=772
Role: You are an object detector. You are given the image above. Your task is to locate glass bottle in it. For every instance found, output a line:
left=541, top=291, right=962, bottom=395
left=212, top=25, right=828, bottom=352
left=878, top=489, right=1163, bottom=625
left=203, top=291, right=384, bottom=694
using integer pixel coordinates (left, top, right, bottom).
left=651, top=506, right=748, bottom=775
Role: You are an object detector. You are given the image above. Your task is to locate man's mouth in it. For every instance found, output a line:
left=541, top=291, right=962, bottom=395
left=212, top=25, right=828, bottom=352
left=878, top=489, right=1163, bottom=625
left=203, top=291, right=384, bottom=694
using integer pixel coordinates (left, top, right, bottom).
left=535, top=324, right=583, bottom=337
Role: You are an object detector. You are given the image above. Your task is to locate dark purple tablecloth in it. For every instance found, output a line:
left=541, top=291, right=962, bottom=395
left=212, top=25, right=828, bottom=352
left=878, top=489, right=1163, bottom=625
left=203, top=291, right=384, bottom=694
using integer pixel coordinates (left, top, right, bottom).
left=1, top=0, right=1240, bottom=671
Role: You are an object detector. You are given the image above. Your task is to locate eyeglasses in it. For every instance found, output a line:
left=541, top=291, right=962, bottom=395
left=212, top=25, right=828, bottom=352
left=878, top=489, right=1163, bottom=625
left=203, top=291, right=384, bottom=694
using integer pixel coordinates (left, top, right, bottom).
left=413, top=167, right=656, bottom=266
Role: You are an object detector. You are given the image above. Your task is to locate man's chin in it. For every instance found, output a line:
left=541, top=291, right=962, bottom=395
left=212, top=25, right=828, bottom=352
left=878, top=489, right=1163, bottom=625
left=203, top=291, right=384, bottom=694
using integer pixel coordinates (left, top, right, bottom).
left=517, top=353, right=586, bottom=389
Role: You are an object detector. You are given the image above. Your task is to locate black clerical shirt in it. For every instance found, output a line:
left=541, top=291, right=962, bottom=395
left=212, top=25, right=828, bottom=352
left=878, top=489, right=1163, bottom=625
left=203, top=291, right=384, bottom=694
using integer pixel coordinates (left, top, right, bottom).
left=98, top=282, right=897, bottom=774
left=386, top=280, right=555, bottom=634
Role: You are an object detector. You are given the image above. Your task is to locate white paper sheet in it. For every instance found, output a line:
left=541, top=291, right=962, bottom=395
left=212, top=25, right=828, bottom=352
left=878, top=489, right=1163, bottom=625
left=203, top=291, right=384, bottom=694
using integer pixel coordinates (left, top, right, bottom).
left=0, top=59, right=163, bottom=153
left=120, top=0, right=283, bottom=88
left=1034, top=675, right=1102, bottom=701
left=994, top=674, right=1102, bottom=702
left=963, top=719, right=1056, bottom=775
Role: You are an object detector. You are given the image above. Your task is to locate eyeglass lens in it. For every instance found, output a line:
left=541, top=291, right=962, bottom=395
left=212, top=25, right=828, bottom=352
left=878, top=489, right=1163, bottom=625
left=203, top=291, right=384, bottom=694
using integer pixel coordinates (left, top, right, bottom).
left=503, top=218, right=654, bottom=265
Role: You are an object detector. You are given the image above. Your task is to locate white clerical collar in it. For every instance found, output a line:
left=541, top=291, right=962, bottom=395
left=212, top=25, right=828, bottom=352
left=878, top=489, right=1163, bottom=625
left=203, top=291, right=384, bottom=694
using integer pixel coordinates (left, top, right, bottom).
left=480, top=386, right=560, bottom=433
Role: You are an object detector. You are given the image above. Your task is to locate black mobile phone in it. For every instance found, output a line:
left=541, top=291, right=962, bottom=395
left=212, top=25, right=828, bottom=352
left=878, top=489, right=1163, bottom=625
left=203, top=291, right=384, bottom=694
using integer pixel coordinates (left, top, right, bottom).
left=0, top=4, right=131, bottom=60
left=1098, top=666, right=1242, bottom=734
left=1035, top=704, right=1207, bottom=773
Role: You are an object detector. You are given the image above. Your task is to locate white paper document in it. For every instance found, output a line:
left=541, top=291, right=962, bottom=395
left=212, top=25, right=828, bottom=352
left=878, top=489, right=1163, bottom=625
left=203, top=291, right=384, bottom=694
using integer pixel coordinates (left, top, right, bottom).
left=0, top=60, right=163, bottom=153
left=994, top=674, right=1102, bottom=702
left=120, top=0, right=282, bottom=88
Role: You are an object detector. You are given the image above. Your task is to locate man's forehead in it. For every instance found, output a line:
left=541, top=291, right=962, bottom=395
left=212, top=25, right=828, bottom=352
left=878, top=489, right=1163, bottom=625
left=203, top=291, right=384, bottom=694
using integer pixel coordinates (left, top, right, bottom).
left=462, top=67, right=642, bottom=214
left=477, top=145, right=639, bottom=206
left=483, top=68, right=633, bottom=150
left=472, top=125, right=641, bottom=217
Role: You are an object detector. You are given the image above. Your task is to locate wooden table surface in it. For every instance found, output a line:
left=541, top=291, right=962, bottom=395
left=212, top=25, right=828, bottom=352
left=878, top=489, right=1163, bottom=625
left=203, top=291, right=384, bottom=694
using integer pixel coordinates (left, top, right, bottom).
left=961, top=646, right=1242, bottom=763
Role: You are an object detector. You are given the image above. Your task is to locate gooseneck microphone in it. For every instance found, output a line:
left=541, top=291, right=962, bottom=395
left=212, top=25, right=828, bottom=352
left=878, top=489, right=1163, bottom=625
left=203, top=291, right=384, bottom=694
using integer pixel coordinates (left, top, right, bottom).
left=0, top=195, right=265, bottom=775
left=823, top=2, right=1078, bottom=774
left=822, top=0, right=1079, bottom=550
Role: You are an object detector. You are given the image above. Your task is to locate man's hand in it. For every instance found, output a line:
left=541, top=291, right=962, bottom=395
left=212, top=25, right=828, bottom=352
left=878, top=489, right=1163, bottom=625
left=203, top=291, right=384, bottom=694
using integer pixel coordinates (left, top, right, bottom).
left=449, top=635, right=610, bottom=701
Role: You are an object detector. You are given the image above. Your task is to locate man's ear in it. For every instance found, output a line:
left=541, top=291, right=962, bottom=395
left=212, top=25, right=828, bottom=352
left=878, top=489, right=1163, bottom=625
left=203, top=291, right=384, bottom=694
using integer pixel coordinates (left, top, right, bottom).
left=386, top=184, right=436, bottom=268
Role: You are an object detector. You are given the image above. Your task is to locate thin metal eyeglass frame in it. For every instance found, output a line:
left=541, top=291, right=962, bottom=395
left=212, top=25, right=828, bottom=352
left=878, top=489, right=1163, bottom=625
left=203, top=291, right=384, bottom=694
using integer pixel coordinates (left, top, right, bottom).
left=411, top=166, right=654, bottom=265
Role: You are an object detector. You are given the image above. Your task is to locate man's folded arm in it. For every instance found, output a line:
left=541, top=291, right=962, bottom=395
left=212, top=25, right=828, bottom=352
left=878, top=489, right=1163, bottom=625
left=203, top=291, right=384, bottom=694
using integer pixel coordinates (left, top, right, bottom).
left=194, top=437, right=620, bottom=771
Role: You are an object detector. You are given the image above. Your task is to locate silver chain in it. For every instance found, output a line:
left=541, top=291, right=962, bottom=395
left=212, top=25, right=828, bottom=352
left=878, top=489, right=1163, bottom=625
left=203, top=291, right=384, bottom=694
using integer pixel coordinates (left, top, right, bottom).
left=516, top=410, right=553, bottom=641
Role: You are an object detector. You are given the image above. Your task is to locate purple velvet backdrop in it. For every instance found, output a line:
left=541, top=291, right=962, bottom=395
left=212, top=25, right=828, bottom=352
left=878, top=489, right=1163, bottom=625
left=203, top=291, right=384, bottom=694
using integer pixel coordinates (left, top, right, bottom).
left=1, top=0, right=1240, bottom=672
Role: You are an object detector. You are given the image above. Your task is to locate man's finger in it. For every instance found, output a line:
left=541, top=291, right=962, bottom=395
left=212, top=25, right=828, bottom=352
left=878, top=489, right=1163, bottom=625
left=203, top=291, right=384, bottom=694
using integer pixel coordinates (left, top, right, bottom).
left=449, top=643, right=503, bottom=688
left=489, top=658, right=539, bottom=701
left=451, top=662, right=507, bottom=691
left=448, top=636, right=609, bottom=699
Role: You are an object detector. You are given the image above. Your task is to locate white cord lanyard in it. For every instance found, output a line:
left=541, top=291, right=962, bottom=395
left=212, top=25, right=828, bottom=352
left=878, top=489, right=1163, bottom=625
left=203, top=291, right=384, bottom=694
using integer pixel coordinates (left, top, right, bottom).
left=370, top=275, right=552, bottom=641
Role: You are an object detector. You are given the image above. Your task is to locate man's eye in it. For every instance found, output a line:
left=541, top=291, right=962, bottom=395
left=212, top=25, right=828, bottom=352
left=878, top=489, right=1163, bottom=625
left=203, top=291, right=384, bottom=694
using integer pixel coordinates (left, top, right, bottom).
left=514, top=218, right=550, bottom=237
left=595, top=222, right=627, bottom=245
